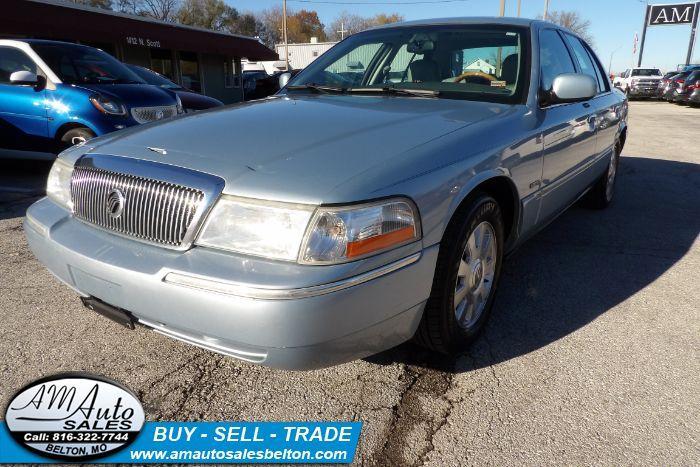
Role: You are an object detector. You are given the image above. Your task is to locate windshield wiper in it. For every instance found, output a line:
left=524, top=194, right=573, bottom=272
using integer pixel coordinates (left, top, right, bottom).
left=347, top=87, right=440, bottom=98
left=286, top=84, right=347, bottom=94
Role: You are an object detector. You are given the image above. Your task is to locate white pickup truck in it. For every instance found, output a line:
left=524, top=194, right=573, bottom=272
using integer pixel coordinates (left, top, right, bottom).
left=613, top=67, right=663, bottom=98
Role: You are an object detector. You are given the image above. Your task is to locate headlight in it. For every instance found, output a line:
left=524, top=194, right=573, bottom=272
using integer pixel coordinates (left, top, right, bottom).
left=196, top=197, right=421, bottom=263
left=175, top=94, right=184, bottom=114
left=46, top=158, right=74, bottom=210
left=89, top=94, right=126, bottom=116
left=300, top=199, right=420, bottom=264
left=197, top=196, right=315, bottom=261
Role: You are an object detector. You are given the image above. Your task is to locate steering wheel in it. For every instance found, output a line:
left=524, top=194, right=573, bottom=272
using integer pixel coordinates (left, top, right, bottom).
left=454, top=71, right=497, bottom=86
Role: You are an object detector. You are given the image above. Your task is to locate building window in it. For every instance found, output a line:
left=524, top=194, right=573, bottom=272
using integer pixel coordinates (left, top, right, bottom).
left=312, top=51, right=319, bottom=57
left=179, top=51, right=201, bottom=93
left=150, top=49, right=174, bottom=81
left=224, top=59, right=233, bottom=88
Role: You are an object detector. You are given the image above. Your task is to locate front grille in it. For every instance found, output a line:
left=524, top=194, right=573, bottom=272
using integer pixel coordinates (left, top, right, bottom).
left=130, top=105, right=178, bottom=124
left=71, top=166, right=205, bottom=247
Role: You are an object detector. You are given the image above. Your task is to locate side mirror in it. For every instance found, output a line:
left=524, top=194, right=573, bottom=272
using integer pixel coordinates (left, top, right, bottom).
left=549, top=73, right=597, bottom=104
left=278, top=72, right=292, bottom=89
left=10, top=70, right=40, bottom=86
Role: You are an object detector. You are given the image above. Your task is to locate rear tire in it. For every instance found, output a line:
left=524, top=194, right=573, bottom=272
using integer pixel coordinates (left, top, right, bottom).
left=59, top=127, right=95, bottom=150
left=584, top=140, right=621, bottom=209
left=415, top=193, right=504, bottom=354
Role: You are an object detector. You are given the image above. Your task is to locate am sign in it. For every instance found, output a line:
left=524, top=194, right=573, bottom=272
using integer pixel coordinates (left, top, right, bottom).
left=648, top=2, right=697, bottom=25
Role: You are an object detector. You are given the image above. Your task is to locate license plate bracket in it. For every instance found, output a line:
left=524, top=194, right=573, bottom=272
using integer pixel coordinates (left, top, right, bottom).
left=81, top=297, right=135, bottom=330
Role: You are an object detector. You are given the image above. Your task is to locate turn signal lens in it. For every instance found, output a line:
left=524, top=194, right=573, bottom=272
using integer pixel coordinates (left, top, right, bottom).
left=300, top=199, right=420, bottom=264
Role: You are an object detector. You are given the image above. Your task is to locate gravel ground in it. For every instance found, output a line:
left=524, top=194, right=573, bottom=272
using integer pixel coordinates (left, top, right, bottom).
left=1, top=101, right=698, bottom=465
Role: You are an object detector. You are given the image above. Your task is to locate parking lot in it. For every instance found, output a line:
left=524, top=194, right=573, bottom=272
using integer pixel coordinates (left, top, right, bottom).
left=1, top=101, right=698, bottom=465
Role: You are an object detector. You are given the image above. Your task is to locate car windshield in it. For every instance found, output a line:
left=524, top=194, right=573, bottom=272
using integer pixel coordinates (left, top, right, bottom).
left=286, top=24, right=528, bottom=104
left=32, top=43, right=145, bottom=85
left=631, top=69, right=661, bottom=76
left=127, top=64, right=181, bottom=89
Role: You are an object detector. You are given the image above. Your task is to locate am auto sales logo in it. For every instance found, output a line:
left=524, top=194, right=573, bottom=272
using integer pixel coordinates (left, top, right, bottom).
left=5, top=373, right=145, bottom=461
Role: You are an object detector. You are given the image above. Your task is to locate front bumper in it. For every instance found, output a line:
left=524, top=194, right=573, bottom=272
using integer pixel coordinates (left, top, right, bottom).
left=25, top=197, right=437, bottom=370
left=628, top=86, right=658, bottom=97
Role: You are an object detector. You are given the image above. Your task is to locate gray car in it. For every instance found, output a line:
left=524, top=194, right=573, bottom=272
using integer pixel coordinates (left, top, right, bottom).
left=25, top=18, right=627, bottom=370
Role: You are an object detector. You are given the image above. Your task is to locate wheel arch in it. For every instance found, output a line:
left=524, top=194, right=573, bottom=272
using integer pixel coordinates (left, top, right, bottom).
left=442, top=172, right=521, bottom=251
left=54, top=122, right=97, bottom=142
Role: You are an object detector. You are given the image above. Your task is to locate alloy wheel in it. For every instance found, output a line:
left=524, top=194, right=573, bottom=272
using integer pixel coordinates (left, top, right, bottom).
left=454, top=221, right=497, bottom=330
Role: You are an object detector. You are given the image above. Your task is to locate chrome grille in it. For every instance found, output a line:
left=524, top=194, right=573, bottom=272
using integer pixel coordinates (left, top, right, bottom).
left=71, top=166, right=205, bottom=247
left=130, top=105, right=178, bottom=124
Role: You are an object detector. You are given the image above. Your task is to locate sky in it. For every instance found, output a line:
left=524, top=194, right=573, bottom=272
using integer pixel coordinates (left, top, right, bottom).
left=226, top=0, right=699, bottom=73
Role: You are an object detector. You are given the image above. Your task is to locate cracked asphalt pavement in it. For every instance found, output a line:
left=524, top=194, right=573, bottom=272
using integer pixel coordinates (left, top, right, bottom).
left=1, top=101, right=698, bottom=465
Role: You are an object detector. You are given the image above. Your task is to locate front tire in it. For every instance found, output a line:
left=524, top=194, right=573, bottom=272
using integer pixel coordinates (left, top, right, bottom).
left=415, top=193, right=504, bottom=354
left=59, top=127, right=95, bottom=150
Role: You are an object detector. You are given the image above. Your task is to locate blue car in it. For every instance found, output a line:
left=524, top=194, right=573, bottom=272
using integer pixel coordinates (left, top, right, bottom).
left=0, top=39, right=182, bottom=160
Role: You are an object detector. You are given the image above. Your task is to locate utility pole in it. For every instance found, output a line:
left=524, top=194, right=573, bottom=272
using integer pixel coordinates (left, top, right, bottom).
left=499, top=0, right=506, bottom=16
left=517, top=0, right=521, bottom=17
left=282, top=0, right=289, bottom=71
left=543, top=0, right=550, bottom=20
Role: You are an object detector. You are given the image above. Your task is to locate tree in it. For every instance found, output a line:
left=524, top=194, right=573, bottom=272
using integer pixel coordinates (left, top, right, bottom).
left=287, top=10, right=326, bottom=43
left=540, top=10, right=594, bottom=46
left=114, top=0, right=179, bottom=21
left=69, top=0, right=113, bottom=9
left=229, top=13, right=259, bottom=37
left=326, top=11, right=403, bottom=41
left=258, top=7, right=326, bottom=46
left=258, top=6, right=284, bottom=47
left=176, top=0, right=239, bottom=31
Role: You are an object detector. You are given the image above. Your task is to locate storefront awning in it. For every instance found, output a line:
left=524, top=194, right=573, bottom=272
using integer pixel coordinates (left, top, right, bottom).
left=3, top=0, right=278, bottom=61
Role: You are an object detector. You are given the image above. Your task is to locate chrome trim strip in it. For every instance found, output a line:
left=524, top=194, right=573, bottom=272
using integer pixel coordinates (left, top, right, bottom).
left=163, top=252, right=422, bottom=300
left=138, top=318, right=267, bottom=363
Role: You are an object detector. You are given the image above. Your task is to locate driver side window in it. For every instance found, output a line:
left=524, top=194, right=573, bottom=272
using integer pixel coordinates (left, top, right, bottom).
left=0, top=47, right=38, bottom=84
left=539, top=29, right=576, bottom=92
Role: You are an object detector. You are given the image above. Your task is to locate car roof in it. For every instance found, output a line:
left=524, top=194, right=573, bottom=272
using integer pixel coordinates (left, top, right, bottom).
left=18, top=39, right=93, bottom=48
left=371, top=16, right=540, bottom=30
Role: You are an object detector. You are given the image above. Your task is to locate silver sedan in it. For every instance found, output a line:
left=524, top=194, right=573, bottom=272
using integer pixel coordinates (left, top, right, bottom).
left=25, top=17, right=627, bottom=369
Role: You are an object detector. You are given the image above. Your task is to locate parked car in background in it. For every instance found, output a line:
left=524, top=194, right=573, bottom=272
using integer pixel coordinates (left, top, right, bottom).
left=613, top=67, right=663, bottom=99
left=0, top=39, right=182, bottom=160
left=656, top=71, right=678, bottom=99
left=126, top=64, right=223, bottom=112
left=672, top=70, right=700, bottom=105
left=26, top=18, right=627, bottom=369
left=243, top=69, right=300, bottom=100
left=659, top=73, right=684, bottom=101
left=665, top=71, right=693, bottom=102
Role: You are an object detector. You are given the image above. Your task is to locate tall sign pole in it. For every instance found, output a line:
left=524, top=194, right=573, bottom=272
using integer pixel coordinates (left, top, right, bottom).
left=499, top=0, right=506, bottom=16
left=283, top=0, right=289, bottom=71
left=543, top=0, right=550, bottom=21
left=637, top=4, right=651, bottom=66
left=686, top=2, right=699, bottom=65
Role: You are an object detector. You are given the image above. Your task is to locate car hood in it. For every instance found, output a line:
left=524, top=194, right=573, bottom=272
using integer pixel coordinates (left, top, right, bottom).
left=76, top=83, right=176, bottom=107
left=176, top=90, right=224, bottom=110
left=79, top=94, right=511, bottom=203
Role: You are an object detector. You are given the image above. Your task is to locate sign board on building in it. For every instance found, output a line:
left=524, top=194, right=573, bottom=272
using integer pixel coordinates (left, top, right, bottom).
left=648, top=2, right=697, bottom=25
left=125, top=36, right=161, bottom=48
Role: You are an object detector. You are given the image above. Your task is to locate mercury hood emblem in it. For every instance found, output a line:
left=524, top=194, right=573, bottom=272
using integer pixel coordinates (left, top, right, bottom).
left=106, top=188, right=125, bottom=219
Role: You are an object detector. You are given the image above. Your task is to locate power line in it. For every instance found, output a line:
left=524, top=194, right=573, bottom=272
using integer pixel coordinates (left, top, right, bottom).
left=288, top=0, right=474, bottom=5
